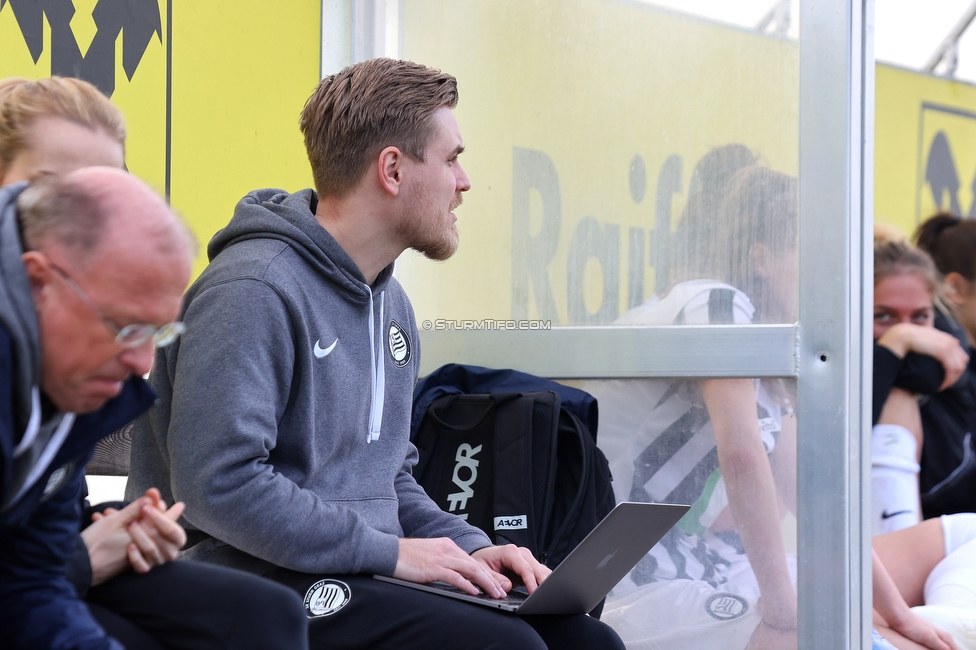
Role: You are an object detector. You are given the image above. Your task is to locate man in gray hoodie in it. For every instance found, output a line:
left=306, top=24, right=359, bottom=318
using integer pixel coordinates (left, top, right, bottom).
left=128, top=58, right=625, bottom=649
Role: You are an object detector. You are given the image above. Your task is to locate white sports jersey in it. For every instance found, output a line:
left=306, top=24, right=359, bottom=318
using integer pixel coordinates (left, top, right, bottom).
left=588, top=280, right=784, bottom=589
left=602, top=551, right=798, bottom=650
left=614, top=278, right=755, bottom=327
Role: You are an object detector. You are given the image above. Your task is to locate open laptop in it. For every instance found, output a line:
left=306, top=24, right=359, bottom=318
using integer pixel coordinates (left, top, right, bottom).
left=374, top=501, right=689, bottom=616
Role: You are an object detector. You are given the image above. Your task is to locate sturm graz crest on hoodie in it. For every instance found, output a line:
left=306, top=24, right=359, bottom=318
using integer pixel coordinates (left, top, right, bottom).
left=388, top=320, right=411, bottom=368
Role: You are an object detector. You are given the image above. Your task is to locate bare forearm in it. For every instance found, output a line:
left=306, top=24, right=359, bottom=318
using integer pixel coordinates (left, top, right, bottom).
left=769, top=411, right=797, bottom=515
left=702, top=378, right=795, bottom=628
left=720, top=440, right=796, bottom=624
left=873, top=549, right=912, bottom=627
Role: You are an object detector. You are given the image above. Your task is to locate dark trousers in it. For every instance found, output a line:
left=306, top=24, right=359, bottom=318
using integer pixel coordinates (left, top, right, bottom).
left=86, top=560, right=309, bottom=649
left=266, top=568, right=625, bottom=650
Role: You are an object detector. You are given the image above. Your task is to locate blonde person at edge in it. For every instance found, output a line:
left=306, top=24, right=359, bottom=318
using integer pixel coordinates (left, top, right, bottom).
left=0, top=76, right=307, bottom=650
left=867, top=218, right=976, bottom=650
left=871, top=226, right=969, bottom=536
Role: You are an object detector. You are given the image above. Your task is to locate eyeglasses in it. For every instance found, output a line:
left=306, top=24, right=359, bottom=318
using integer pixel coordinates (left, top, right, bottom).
left=49, top=263, right=185, bottom=349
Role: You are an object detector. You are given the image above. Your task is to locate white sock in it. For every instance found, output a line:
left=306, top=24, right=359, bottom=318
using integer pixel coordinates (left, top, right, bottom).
left=872, top=424, right=921, bottom=535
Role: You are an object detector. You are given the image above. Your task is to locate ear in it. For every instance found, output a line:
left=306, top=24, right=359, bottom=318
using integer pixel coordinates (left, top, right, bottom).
left=944, top=272, right=971, bottom=306
left=20, top=250, right=52, bottom=304
left=377, top=146, right=403, bottom=197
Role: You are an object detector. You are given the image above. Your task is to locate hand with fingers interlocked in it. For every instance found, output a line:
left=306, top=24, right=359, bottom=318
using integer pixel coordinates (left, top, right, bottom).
left=81, top=487, right=187, bottom=586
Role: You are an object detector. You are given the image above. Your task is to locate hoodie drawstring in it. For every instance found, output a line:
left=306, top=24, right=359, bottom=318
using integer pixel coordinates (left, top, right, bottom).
left=366, top=288, right=386, bottom=443
left=6, top=399, right=76, bottom=511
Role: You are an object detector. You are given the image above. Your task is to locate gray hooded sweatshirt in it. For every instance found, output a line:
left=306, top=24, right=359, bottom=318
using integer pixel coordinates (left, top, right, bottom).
left=127, top=188, right=491, bottom=575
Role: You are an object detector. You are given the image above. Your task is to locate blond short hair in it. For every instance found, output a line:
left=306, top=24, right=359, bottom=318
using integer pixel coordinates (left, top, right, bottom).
left=0, top=76, right=125, bottom=173
left=874, top=233, right=938, bottom=298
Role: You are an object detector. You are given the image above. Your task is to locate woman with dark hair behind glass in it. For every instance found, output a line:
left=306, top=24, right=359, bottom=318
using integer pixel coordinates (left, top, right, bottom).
left=912, top=213, right=976, bottom=519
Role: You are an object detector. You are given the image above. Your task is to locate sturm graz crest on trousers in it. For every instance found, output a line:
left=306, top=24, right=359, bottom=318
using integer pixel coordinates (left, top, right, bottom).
left=1, top=0, right=161, bottom=97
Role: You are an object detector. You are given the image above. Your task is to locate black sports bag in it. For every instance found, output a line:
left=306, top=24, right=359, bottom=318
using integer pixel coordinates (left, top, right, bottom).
left=412, top=390, right=614, bottom=569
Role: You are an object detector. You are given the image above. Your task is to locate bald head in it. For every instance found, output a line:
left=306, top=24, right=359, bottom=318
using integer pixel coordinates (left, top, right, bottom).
left=17, top=168, right=195, bottom=413
left=16, top=167, right=194, bottom=270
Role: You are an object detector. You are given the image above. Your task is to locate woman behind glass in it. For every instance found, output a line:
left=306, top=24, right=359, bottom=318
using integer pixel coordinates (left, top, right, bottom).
left=592, top=162, right=798, bottom=650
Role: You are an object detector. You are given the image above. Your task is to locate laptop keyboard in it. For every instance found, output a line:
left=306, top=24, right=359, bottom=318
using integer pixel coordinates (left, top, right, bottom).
left=430, top=582, right=530, bottom=606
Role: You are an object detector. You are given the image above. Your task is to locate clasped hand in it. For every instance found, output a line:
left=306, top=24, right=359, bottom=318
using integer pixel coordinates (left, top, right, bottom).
left=80, top=487, right=187, bottom=586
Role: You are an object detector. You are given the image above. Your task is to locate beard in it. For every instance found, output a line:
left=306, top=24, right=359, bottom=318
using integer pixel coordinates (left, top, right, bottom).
left=400, top=193, right=462, bottom=262
left=416, top=222, right=459, bottom=261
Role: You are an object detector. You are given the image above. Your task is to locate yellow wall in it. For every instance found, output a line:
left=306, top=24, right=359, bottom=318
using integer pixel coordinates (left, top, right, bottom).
left=875, top=63, right=976, bottom=236
left=397, top=0, right=798, bottom=325
left=0, top=0, right=319, bottom=277
left=168, top=2, right=319, bottom=275
left=4, top=1, right=974, bottom=290
left=0, top=1, right=169, bottom=193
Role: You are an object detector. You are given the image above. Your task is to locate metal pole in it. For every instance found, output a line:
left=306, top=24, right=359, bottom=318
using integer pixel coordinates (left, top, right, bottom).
left=923, top=0, right=976, bottom=74
left=797, top=0, right=870, bottom=646
left=756, top=0, right=792, bottom=35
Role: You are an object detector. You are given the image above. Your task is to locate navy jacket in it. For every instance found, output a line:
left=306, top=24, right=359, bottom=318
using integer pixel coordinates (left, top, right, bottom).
left=0, top=322, right=156, bottom=650
left=412, top=363, right=600, bottom=441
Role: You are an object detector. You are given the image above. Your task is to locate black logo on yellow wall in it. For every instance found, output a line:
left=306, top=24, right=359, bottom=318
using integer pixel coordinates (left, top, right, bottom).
left=918, top=103, right=976, bottom=220
left=0, top=0, right=161, bottom=97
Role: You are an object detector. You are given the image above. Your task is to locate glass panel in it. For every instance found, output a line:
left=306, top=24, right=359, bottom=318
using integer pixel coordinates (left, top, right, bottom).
left=582, top=376, right=798, bottom=647
left=395, top=0, right=799, bottom=328
left=393, top=0, right=809, bottom=643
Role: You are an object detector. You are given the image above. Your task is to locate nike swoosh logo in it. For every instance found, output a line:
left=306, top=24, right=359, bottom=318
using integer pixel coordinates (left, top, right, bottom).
left=881, top=509, right=912, bottom=520
left=313, top=338, right=338, bottom=358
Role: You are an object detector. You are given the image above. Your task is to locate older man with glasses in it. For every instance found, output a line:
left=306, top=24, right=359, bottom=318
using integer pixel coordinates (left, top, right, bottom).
left=0, top=167, right=308, bottom=649
left=49, top=263, right=186, bottom=348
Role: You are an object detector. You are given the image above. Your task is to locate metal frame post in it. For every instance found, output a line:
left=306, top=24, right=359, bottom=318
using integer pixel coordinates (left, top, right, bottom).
left=797, top=0, right=871, bottom=647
